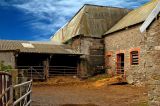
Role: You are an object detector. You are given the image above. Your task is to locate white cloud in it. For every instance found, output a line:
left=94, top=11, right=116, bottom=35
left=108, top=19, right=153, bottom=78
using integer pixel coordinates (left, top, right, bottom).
left=0, top=0, right=149, bottom=41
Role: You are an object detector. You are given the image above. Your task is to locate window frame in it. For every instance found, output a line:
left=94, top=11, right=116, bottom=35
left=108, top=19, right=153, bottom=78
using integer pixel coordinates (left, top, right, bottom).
left=130, top=48, right=140, bottom=65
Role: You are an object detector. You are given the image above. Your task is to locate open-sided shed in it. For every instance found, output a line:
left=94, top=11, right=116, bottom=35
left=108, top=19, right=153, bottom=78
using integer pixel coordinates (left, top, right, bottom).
left=0, top=40, right=82, bottom=79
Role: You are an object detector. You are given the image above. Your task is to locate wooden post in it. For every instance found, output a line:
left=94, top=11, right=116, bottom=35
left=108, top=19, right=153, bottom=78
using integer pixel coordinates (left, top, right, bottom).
left=77, top=59, right=80, bottom=76
left=0, top=75, right=2, bottom=106
left=43, top=59, right=49, bottom=80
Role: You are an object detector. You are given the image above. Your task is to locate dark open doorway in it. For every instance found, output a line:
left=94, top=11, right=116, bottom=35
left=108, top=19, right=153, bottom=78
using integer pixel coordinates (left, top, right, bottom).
left=49, top=54, right=79, bottom=77
left=16, top=53, right=49, bottom=80
left=116, top=53, right=124, bottom=74
left=16, top=53, right=80, bottom=79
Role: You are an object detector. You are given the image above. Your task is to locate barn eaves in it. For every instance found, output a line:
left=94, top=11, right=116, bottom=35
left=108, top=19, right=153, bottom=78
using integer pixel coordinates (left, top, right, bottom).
left=0, top=40, right=82, bottom=55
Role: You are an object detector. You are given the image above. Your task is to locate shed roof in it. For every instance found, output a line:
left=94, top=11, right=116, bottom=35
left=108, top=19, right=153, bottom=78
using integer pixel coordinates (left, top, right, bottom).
left=0, top=40, right=81, bottom=55
left=104, top=0, right=159, bottom=35
left=51, top=4, right=130, bottom=43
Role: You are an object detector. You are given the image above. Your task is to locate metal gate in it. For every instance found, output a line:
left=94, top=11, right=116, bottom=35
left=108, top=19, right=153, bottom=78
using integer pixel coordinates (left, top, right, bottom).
left=49, top=66, right=77, bottom=77
left=13, top=80, right=32, bottom=106
left=0, top=72, right=12, bottom=106
left=0, top=72, right=32, bottom=106
left=18, top=66, right=45, bottom=80
left=18, top=66, right=78, bottom=79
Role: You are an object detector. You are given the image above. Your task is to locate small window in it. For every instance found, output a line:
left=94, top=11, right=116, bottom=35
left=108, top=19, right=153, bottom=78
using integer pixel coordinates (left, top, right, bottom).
left=131, top=51, right=139, bottom=65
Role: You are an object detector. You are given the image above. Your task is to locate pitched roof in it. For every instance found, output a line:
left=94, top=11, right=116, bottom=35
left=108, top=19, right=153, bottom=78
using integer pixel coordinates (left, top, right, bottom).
left=0, top=40, right=81, bottom=55
left=104, top=0, right=159, bottom=35
left=51, top=4, right=130, bottom=43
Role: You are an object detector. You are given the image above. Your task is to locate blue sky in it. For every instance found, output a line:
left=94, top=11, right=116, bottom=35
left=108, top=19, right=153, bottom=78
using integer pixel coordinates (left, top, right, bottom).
left=0, top=0, right=150, bottom=41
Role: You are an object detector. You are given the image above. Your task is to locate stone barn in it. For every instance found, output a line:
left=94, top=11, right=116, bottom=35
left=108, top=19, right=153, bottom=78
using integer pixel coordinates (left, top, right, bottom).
left=103, top=0, right=160, bottom=86
left=51, top=4, right=130, bottom=76
left=0, top=40, right=82, bottom=79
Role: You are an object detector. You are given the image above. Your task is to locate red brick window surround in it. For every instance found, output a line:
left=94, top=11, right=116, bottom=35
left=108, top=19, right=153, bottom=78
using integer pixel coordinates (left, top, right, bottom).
left=130, top=50, right=139, bottom=65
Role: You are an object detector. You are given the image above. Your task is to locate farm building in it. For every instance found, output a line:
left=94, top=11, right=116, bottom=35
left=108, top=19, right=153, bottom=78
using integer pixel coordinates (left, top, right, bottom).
left=103, top=0, right=160, bottom=86
left=51, top=4, right=130, bottom=76
left=0, top=0, right=159, bottom=87
left=0, top=40, right=82, bottom=79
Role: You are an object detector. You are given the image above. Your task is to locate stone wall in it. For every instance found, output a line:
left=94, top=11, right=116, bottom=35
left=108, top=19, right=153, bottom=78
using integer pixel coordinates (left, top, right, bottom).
left=104, top=25, right=147, bottom=85
left=104, top=17, right=160, bottom=105
left=71, top=36, right=104, bottom=76
left=145, top=18, right=160, bottom=106
left=148, top=78, right=160, bottom=106
left=0, top=51, right=16, bottom=68
left=104, top=18, right=159, bottom=83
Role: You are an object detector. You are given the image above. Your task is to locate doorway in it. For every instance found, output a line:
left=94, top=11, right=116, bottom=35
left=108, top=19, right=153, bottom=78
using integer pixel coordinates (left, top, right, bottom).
left=49, top=54, right=79, bottom=77
left=116, top=53, right=124, bottom=74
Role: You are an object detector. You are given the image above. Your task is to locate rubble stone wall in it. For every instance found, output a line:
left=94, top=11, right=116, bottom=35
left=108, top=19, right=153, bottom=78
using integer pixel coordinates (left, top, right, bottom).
left=104, top=25, right=147, bottom=85
left=145, top=18, right=160, bottom=106
left=71, top=36, right=104, bottom=76
left=104, top=17, right=160, bottom=105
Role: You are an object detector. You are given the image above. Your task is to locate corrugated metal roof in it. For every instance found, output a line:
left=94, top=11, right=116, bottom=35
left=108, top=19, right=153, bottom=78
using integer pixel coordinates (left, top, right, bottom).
left=51, top=4, right=130, bottom=43
left=104, top=0, right=159, bottom=35
left=0, top=40, right=81, bottom=55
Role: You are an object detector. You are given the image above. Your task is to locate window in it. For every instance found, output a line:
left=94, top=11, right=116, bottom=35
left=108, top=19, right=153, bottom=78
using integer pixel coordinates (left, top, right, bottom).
left=131, top=51, right=139, bottom=65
